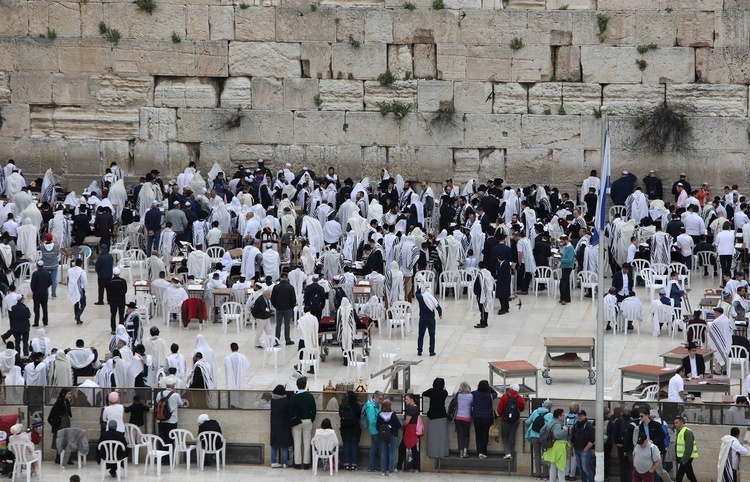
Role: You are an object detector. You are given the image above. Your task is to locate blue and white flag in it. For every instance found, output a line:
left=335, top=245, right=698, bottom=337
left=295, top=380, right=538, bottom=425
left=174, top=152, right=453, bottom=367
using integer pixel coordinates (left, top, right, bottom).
left=591, top=127, right=611, bottom=246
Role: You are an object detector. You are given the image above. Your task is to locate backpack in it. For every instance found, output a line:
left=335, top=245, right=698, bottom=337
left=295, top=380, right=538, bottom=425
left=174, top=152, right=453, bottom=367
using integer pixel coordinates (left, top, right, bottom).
left=447, top=397, right=458, bottom=422
left=360, top=404, right=370, bottom=430
left=340, top=401, right=355, bottom=427
left=539, top=421, right=556, bottom=450
left=378, top=421, right=393, bottom=443
left=661, top=422, right=670, bottom=448
left=415, top=416, right=424, bottom=437
left=309, top=288, right=325, bottom=310
left=531, top=411, right=547, bottom=433
left=155, top=392, right=174, bottom=421
left=502, top=394, right=521, bottom=423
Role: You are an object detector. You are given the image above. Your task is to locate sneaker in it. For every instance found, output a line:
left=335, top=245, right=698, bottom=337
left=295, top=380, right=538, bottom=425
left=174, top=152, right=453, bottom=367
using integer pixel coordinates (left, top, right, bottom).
left=381, top=473, right=386, bottom=477
left=368, top=468, right=378, bottom=472
left=478, top=453, right=487, bottom=459
left=351, top=465, right=358, bottom=471
left=271, top=463, right=282, bottom=468
left=388, top=472, right=393, bottom=477
left=412, top=470, right=420, bottom=474
left=282, top=464, right=288, bottom=468
left=503, top=454, right=512, bottom=459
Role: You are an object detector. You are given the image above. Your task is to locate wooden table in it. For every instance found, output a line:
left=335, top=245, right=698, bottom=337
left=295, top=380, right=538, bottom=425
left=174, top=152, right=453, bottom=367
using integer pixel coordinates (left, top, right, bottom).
left=59, top=247, right=84, bottom=284
left=488, top=360, right=538, bottom=395
left=684, top=377, right=730, bottom=395
left=228, top=248, right=243, bottom=258
left=187, top=284, right=205, bottom=299
left=211, top=288, right=233, bottom=322
left=133, top=279, right=151, bottom=294
left=620, top=363, right=731, bottom=400
left=542, top=337, right=596, bottom=385
left=659, top=346, right=715, bottom=374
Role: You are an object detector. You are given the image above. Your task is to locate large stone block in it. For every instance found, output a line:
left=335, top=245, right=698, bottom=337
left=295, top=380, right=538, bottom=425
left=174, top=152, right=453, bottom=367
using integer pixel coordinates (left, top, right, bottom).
left=417, top=80, right=454, bottom=113
left=696, top=48, right=750, bottom=84
left=154, top=78, right=220, bottom=108
left=276, top=7, right=336, bottom=42
left=581, top=46, right=640, bottom=83
left=52, top=73, right=90, bottom=106
left=230, top=144, right=274, bottom=164
left=388, top=45, right=413, bottom=80
left=59, top=40, right=114, bottom=73
left=200, top=143, right=230, bottom=165
left=0, top=3, right=28, bottom=36
left=66, top=140, right=102, bottom=175
left=229, top=42, right=299, bottom=78
left=521, top=114, right=581, bottom=150
left=603, top=84, right=665, bottom=116
left=466, top=45, right=511, bottom=81
left=416, top=146, right=453, bottom=182
left=458, top=11, right=528, bottom=47
left=667, top=84, right=748, bottom=117
left=0, top=73, right=10, bottom=103
left=506, top=147, right=581, bottom=187
left=334, top=9, right=365, bottom=44
left=689, top=117, right=750, bottom=151
left=528, top=83, right=561, bottom=115
left=176, top=108, right=294, bottom=144
left=234, top=7, right=275, bottom=42
left=220, top=77, right=252, bottom=109
left=510, top=44, right=553, bottom=82
left=115, top=40, right=228, bottom=77
left=0, top=104, right=30, bottom=138
left=301, top=42, right=332, bottom=79
left=387, top=146, right=420, bottom=181
left=294, top=111, right=346, bottom=145
left=283, top=78, right=318, bottom=110
left=714, top=11, right=750, bottom=48
left=666, top=0, right=723, bottom=10
left=272, top=145, right=305, bottom=169
left=413, top=43, right=437, bottom=79
left=331, top=44, right=387, bottom=80
left=337, top=145, right=363, bottom=179
left=80, top=2, right=102, bottom=38
left=305, top=145, right=340, bottom=178
left=101, top=141, right=131, bottom=172
left=362, top=146, right=386, bottom=181
left=133, top=140, right=169, bottom=175
left=344, top=112, right=400, bottom=146
left=318, top=80, right=363, bottom=111
left=633, top=12, right=677, bottom=46
left=5, top=138, right=66, bottom=174
left=453, top=148, right=480, bottom=180
left=504, top=0, right=544, bottom=9
left=399, top=113, right=464, bottom=147
left=139, top=107, right=177, bottom=141
left=454, top=82, right=493, bottom=114
left=106, top=4, right=187, bottom=41
left=91, top=74, right=153, bottom=108
left=10, top=72, right=52, bottom=104
left=27, top=2, right=48, bottom=38
left=30, top=107, right=140, bottom=140
left=676, top=11, right=714, bottom=47
left=365, top=10, right=393, bottom=44
left=545, top=0, right=595, bottom=8
left=363, top=81, right=417, bottom=111
left=444, top=0, right=482, bottom=8
left=463, top=114, right=521, bottom=148
left=562, top=83, right=601, bottom=115
left=641, top=47, right=695, bottom=84
left=14, top=38, right=60, bottom=72
left=209, top=6, right=234, bottom=40
left=596, top=0, right=659, bottom=8
left=49, top=2, right=81, bottom=37
left=437, top=44, right=467, bottom=81
left=553, top=45, right=581, bottom=81
left=187, top=5, right=210, bottom=40
left=392, top=11, right=461, bottom=44
left=527, top=11, right=573, bottom=46
left=251, top=77, right=284, bottom=110
left=493, top=83, right=527, bottom=114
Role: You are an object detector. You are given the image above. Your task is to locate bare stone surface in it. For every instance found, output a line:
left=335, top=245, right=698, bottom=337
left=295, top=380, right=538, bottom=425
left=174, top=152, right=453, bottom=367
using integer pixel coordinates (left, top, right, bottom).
left=92, top=74, right=153, bottom=108
left=276, top=7, right=336, bottom=42
left=454, top=82, right=493, bottom=114
left=0, top=104, right=31, bottom=138
left=331, top=44, right=387, bottom=80
left=676, top=11, right=714, bottom=47
left=294, top=111, right=346, bottom=145
left=365, top=10, right=394, bottom=44
left=602, top=84, right=665, bottom=116
left=417, top=80, right=454, bottom=113
left=388, top=146, right=420, bottom=181
left=696, top=48, right=750, bottom=84
left=545, top=0, right=595, bottom=8
left=31, top=107, right=140, bottom=140
left=344, top=112, right=399, bottom=146
left=106, top=4, right=187, bottom=41
left=453, top=148, right=480, bottom=180
left=229, top=42, right=300, bottom=78
left=209, top=6, right=235, bottom=40
left=187, top=5, right=211, bottom=40
left=318, top=80, right=363, bottom=111
left=493, top=83, right=527, bottom=114
left=388, top=45, right=413, bottom=80
left=504, top=0, right=544, bottom=9
left=139, top=107, right=177, bottom=141
left=251, top=77, right=284, bottom=110
left=221, top=77, right=253, bottom=109
left=234, top=7, right=275, bottom=42
left=10, top=72, right=53, bottom=104
left=581, top=46, right=641, bottom=84
left=714, top=11, right=750, bottom=48
left=154, top=78, right=220, bottom=109
left=553, top=46, right=581, bottom=81
left=437, top=44, right=468, bottom=81
left=528, top=83, right=561, bottom=115
left=301, top=42, right=333, bottom=79
left=399, top=113, right=464, bottom=147
left=413, top=44, right=437, bottom=79
left=59, top=40, right=114, bottom=74
left=562, top=83, right=601, bottom=116
left=363, top=81, right=417, bottom=111
left=633, top=12, right=677, bottom=46
left=668, top=84, right=748, bottom=118
left=101, top=141, right=131, bottom=171
left=641, top=47, right=695, bottom=84
left=521, top=114, right=581, bottom=150
left=52, top=73, right=90, bottom=106
left=115, top=40, right=228, bottom=77
left=463, top=114, right=521, bottom=148
left=0, top=73, right=10, bottom=103
left=0, top=3, right=29, bottom=36
left=66, top=140, right=101, bottom=175
left=283, top=78, right=319, bottom=111
left=48, top=2, right=81, bottom=37
left=416, top=146, right=453, bottom=182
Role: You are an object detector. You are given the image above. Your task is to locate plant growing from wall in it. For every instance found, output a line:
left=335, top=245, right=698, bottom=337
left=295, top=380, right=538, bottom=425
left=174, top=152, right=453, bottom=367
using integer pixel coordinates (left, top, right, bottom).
left=171, top=32, right=181, bottom=43
left=432, top=0, right=444, bottom=9
left=544, top=109, right=551, bottom=115
left=557, top=105, right=566, bottom=115
left=313, top=94, right=323, bottom=110
left=47, top=28, right=57, bottom=40
left=664, top=7, right=673, bottom=12
left=593, top=107, right=601, bottom=119
left=558, top=4, right=568, bottom=9
left=404, top=2, right=416, bottom=9
left=430, top=101, right=456, bottom=127
left=223, top=109, right=245, bottom=129
left=378, top=69, right=396, bottom=87
left=239, top=2, right=249, bottom=8
left=310, top=4, right=317, bottom=11
left=636, top=43, right=658, bottom=54
left=596, top=13, right=609, bottom=42
left=99, top=21, right=108, bottom=34
left=633, top=102, right=693, bottom=153
left=377, top=101, right=410, bottom=121
left=99, top=23, right=121, bottom=45
left=403, top=72, right=411, bottom=81
left=635, top=59, right=647, bottom=71
left=509, top=37, right=524, bottom=51
left=343, top=123, right=348, bottom=132
left=136, top=0, right=156, bottom=14
left=348, top=35, right=361, bottom=48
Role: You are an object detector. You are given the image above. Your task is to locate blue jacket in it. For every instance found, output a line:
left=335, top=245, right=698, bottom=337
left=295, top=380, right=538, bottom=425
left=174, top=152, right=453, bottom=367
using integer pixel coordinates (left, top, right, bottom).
left=144, top=208, right=162, bottom=232
left=470, top=389, right=497, bottom=420
left=95, top=252, right=114, bottom=279
left=525, top=407, right=553, bottom=440
left=415, top=289, right=442, bottom=321
left=560, top=243, right=575, bottom=269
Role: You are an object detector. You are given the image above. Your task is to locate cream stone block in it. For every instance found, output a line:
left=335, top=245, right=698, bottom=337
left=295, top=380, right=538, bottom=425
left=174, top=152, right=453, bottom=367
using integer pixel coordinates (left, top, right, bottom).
left=176, top=108, right=294, bottom=144
left=30, top=107, right=140, bottom=139
left=511, top=44, right=553, bottom=82
left=139, top=107, right=177, bottom=141
left=504, top=0, right=544, bottom=8
left=251, top=77, right=284, bottom=110
left=331, top=44, right=387, bottom=80
left=666, top=0, right=723, bottom=10
left=363, top=81, right=417, bottom=111
left=52, top=73, right=89, bottom=106
left=493, top=83, right=527, bottom=114
left=417, top=80, right=453, bottom=113
left=602, top=84, right=664, bottom=116
left=49, top=2, right=81, bottom=37
left=15, top=38, right=60, bottom=72
left=230, top=144, right=274, bottom=164
left=101, top=141, right=131, bottom=171
left=318, top=80, right=363, bottom=111
left=154, top=78, right=220, bottom=108
left=696, top=48, right=750, bottom=84
left=437, top=44, right=467, bottom=81
left=66, top=140, right=102, bottom=174
left=362, top=145, right=386, bottom=180
left=714, top=11, right=750, bottom=48
left=414, top=44, right=437, bottom=79
left=283, top=78, right=318, bottom=110
left=527, top=11, right=573, bottom=46
left=1, top=138, right=65, bottom=173
left=200, top=143, right=230, bottom=165
left=562, top=83, right=601, bottom=116
left=458, top=11, right=527, bottom=46
left=294, top=111, right=346, bottom=145
left=521, top=114, right=581, bottom=150
left=187, top=5, right=210, bottom=40
left=209, top=6, right=234, bottom=40
left=133, top=140, right=168, bottom=175
left=105, top=4, right=186, bottom=40
left=676, top=11, right=714, bottom=47
left=466, top=45, right=511, bottom=82
left=399, top=113, right=464, bottom=147
left=0, top=3, right=28, bottom=36
left=344, top=112, right=399, bottom=146
left=273, top=145, right=305, bottom=168
left=633, top=12, right=677, bottom=46
left=10, top=72, right=52, bottom=104
left=444, top=0, right=482, bottom=9
left=301, top=42, right=332, bottom=79
left=335, top=10, right=365, bottom=44
left=91, top=74, right=153, bottom=108
left=505, top=147, right=579, bottom=186
left=414, top=146, right=452, bottom=182
left=667, top=84, right=748, bottom=118
left=392, top=10, right=460, bottom=44
left=221, top=77, right=252, bottom=109
left=581, top=46, right=641, bottom=84
left=0, top=104, right=30, bottom=138
left=554, top=45, right=581, bottom=81
left=365, top=10, right=393, bottom=44
left=0, top=73, right=10, bottom=103
left=276, top=7, right=336, bottom=42
left=388, top=45, right=413, bottom=80
left=305, top=145, right=341, bottom=177
left=596, top=0, right=659, bottom=9
left=229, top=42, right=300, bottom=78
left=27, top=2, right=48, bottom=38
left=478, top=148, right=505, bottom=180
left=453, top=148, right=480, bottom=180
left=528, top=83, right=561, bottom=115
left=387, top=146, right=420, bottom=181
left=454, top=82, right=493, bottom=114
left=59, top=40, right=113, bottom=73
left=115, top=40, right=228, bottom=77
left=641, top=47, right=695, bottom=84
left=463, top=114, right=521, bottom=148
left=545, top=0, right=595, bottom=8
left=234, top=7, right=275, bottom=42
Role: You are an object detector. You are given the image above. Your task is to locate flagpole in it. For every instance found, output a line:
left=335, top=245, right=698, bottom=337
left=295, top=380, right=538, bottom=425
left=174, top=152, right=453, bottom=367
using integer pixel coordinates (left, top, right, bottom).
left=594, top=106, right=608, bottom=482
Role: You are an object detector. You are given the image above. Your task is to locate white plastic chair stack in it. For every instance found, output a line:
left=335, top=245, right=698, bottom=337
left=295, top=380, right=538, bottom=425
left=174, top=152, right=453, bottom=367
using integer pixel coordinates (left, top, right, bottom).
left=532, top=267, right=552, bottom=297
left=577, top=270, right=598, bottom=301
left=634, top=384, right=659, bottom=401
left=261, top=335, right=284, bottom=368
left=169, top=429, right=196, bottom=470
left=141, top=433, right=173, bottom=476
left=97, top=440, right=128, bottom=481
left=670, top=305, right=684, bottom=338
left=123, top=423, right=148, bottom=466
left=110, top=238, right=130, bottom=266
left=197, top=431, right=226, bottom=471
left=8, top=441, right=41, bottom=482
left=311, top=435, right=339, bottom=476
left=650, top=263, right=670, bottom=286
left=220, top=301, right=244, bottom=334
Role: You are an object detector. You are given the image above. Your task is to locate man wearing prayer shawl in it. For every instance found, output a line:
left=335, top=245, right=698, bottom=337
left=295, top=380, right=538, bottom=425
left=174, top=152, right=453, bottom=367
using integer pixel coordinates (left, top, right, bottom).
left=67, top=339, right=98, bottom=385
left=385, top=260, right=405, bottom=308
left=49, top=350, right=72, bottom=387
left=397, top=235, right=420, bottom=302
left=40, top=169, right=55, bottom=204
left=49, top=209, right=71, bottom=249
left=16, top=218, right=38, bottom=257
left=143, top=326, right=169, bottom=371
left=650, top=226, right=673, bottom=266
left=224, top=342, right=250, bottom=408
left=302, top=215, right=324, bottom=253
left=474, top=262, right=496, bottom=326
left=625, top=187, right=649, bottom=223
left=146, top=250, right=166, bottom=281
left=718, top=427, right=747, bottom=482
left=296, top=308, right=319, bottom=375
left=336, top=297, right=358, bottom=365
left=415, top=287, right=442, bottom=357
left=708, top=307, right=733, bottom=372
left=262, top=243, right=281, bottom=281
left=187, top=351, right=215, bottom=409
left=188, top=245, right=212, bottom=279
left=67, top=258, right=87, bottom=324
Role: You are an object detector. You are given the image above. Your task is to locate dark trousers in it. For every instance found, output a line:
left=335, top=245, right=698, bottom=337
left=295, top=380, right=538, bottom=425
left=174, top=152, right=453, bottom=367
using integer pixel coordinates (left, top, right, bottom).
left=13, top=331, right=29, bottom=356
left=632, top=469, right=654, bottom=482
left=397, top=439, right=420, bottom=471
left=157, top=422, right=177, bottom=449
left=720, top=254, right=733, bottom=275
left=501, top=419, right=519, bottom=456
left=474, top=417, right=492, bottom=456
left=603, top=441, right=612, bottom=480
left=74, top=291, right=86, bottom=321
left=518, top=266, right=530, bottom=291
left=478, top=303, right=488, bottom=324
left=455, top=420, right=471, bottom=452
left=617, top=446, right=632, bottom=482
left=275, top=309, right=293, bottom=343
left=497, top=296, right=510, bottom=313
left=341, top=432, right=359, bottom=466
left=97, top=276, right=111, bottom=303
left=417, top=318, right=435, bottom=354
left=561, top=268, right=572, bottom=302
left=33, top=293, right=48, bottom=325
left=110, top=304, right=125, bottom=332
left=676, top=459, right=697, bottom=482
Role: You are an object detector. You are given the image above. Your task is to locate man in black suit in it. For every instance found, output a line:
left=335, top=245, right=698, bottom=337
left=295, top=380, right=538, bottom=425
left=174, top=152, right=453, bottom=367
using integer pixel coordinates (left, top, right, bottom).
left=612, top=262, right=635, bottom=302
left=681, top=341, right=706, bottom=379
left=495, top=253, right=512, bottom=315
left=362, top=244, right=383, bottom=275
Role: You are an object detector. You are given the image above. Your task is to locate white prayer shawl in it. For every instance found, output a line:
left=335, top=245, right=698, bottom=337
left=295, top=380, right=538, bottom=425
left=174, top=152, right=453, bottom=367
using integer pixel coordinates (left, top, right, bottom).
left=343, top=231, right=359, bottom=262
left=367, top=200, right=383, bottom=224
left=6, top=173, right=23, bottom=200
left=477, top=268, right=495, bottom=311
left=297, top=313, right=319, bottom=349
left=66, top=266, right=87, bottom=305
left=383, top=234, right=398, bottom=266
left=190, top=172, right=206, bottom=197
left=158, top=229, right=177, bottom=264
left=212, top=202, right=231, bottom=233
left=322, top=250, right=343, bottom=281
left=350, top=183, right=369, bottom=205
left=650, top=231, right=673, bottom=266
left=262, top=215, right=280, bottom=234
left=289, top=268, right=306, bottom=303
left=718, top=434, right=740, bottom=482
left=323, top=220, right=342, bottom=246
left=616, top=219, right=636, bottom=266
left=41, top=169, right=55, bottom=204
left=348, top=211, right=366, bottom=238
left=165, top=285, right=189, bottom=304
left=30, top=329, right=50, bottom=356
left=385, top=261, right=405, bottom=306
left=206, top=163, right=223, bottom=187
left=137, top=182, right=158, bottom=218
left=708, top=314, right=732, bottom=367
left=143, top=335, right=169, bottom=369
left=5, top=366, right=24, bottom=404
left=394, top=174, right=404, bottom=196
left=262, top=248, right=281, bottom=281
left=67, top=348, right=95, bottom=369
left=16, top=219, right=38, bottom=256
left=0, top=348, right=17, bottom=375
left=95, top=360, right=114, bottom=388
left=188, top=250, right=212, bottom=279
left=410, top=227, right=425, bottom=252
left=24, top=362, right=47, bottom=387
left=111, top=357, right=128, bottom=387
left=583, top=244, right=599, bottom=273
left=118, top=345, right=133, bottom=364
left=397, top=237, right=419, bottom=276
left=421, top=288, right=440, bottom=312
left=193, top=334, right=217, bottom=380
left=338, top=200, right=358, bottom=227
left=188, top=359, right=216, bottom=391
left=302, top=216, right=324, bottom=253
left=503, top=189, right=520, bottom=226
left=50, top=352, right=73, bottom=387
left=443, top=236, right=461, bottom=271
left=109, top=180, right=127, bottom=221
left=165, top=353, right=187, bottom=383
left=225, top=351, right=250, bottom=392
left=582, top=176, right=601, bottom=196
left=466, top=221, right=485, bottom=263
left=462, top=179, right=476, bottom=198
left=337, top=298, right=356, bottom=352
left=241, top=245, right=261, bottom=279
left=22, top=203, right=42, bottom=230
left=315, top=203, right=332, bottom=226
left=626, top=190, right=649, bottom=222
left=192, top=219, right=206, bottom=247
left=177, top=168, right=196, bottom=193
left=301, top=246, right=316, bottom=275
left=12, top=191, right=32, bottom=217
left=518, top=237, right=536, bottom=272
left=125, top=354, right=152, bottom=387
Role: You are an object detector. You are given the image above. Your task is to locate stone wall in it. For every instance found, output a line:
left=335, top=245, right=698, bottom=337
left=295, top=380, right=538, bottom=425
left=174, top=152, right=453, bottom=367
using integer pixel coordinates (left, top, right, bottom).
left=1, top=0, right=750, bottom=192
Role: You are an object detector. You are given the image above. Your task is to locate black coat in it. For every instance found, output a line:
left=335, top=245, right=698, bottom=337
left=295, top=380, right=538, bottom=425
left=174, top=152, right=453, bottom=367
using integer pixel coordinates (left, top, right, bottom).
left=9, top=303, right=30, bottom=333
left=105, top=276, right=128, bottom=306
left=610, top=173, right=637, bottom=205
left=48, top=397, right=72, bottom=432
left=198, top=420, right=223, bottom=449
left=612, top=270, right=634, bottom=294
left=480, top=196, right=500, bottom=223
left=270, top=396, right=292, bottom=447
left=643, top=176, right=663, bottom=200
left=271, top=281, right=297, bottom=311
left=30, top=269, right=52, bottom=295
left=495, top=260, right=512, bottom=299
left=96, top=429, right=128, bottom=464
left=681, top=354, right=705, bottom=378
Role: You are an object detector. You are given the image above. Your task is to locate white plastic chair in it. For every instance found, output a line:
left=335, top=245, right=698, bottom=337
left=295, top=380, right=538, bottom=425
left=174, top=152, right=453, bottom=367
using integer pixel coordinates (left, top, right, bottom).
left=311, top=435, right=339, bottom=476
left=123, top=423, right=148, bottom=466
left=670, top=305, right=684, bottom=338
left=59, top=448, right=87, bottom=469
left=163, top=296, right=183, bottom=327
left=604, top=301, right=620, bottom=334
left=438, top=270, right=461, bottom=301
left=458, top=268, right=476, bottom=300
left=231, top=287, right=247, bottom=305
left=15, top=262, right=31, bottom=284
left=669, top=262, right=691, bottom=288
left=8, top=441, right=41, bottom=482
left=414, top=270, right=435, bottom=292
left=391, top=301, right=412, bottom=333
left=197, top=431, right=226, bottom=471
left=206, top=246, right=225, bottom=265
left=220, top=301, right=244, bottom=334
left=577, top=270, right=598, bottom=301
left=685, top=323, right=707, bottom=347
left=386, top=304, right=410, bottom=339
left=243, top=292, right=257, bottom=330
left=98, top=440, right=128, bottom=481
left=621, top=301, right=643, bottom=335
left=344, top=349, right=368, bottom=380
left=630, top=259, right=650, bottom=285
left=728, top=345, right=749, bottom=381
left=110, top=237, right=130, bottom=266
left=633, top=384, right=659, bottom=401
left=609, top=205, right=626, bottom=221
left=169, top=429, right=195, bottom=470
left=298, top=347, right=320, bottom=380
left=651, top=302, right=673, bottom=337
left=532, top=266, right=552, bottom=297
left=135, top=292, right=153, bottom=327
left=141, top=433, right=173, bottom=476
left=643, top=268, right=666, bottom=300
left=261, top=335, right=284, bottom=368
left=377, top=343, right=401, bottom=370
left=650, top=262, right=670, bottom=285
left=549, top=269, right=562, bottom=299
left=695, top=251, right=717, bottom=278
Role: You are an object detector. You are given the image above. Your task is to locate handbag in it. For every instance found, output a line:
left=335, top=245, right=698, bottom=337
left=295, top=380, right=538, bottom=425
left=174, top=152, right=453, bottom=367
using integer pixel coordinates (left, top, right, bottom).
left=447, top=398, right=458, bottom=422
left=289, top=416, right=302, bottom=427
left=489, top=420, right=500, bottom=440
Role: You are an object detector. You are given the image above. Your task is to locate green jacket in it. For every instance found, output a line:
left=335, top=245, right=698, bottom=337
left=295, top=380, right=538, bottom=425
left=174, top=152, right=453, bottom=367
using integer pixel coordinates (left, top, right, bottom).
left=289, top=390, right=317, bottom=422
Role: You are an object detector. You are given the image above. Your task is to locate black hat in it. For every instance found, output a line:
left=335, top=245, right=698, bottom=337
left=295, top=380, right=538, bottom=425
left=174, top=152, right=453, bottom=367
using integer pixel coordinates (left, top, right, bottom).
left=126, top=301, right=137, bottom=309
left=578, top=410, right=586, bottom=416
left=684, top=341, right=699, bottom=350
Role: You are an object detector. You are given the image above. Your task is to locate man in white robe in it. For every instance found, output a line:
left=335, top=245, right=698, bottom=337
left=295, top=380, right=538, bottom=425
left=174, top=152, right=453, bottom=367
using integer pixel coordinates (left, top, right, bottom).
left=650, top=228, right=673, bottom=266
left=337, top=199, right=357, bottom=227
left=50, top=210, right=71, bottom=249
left=67, top=259, right=87, bottom=324
left=16, top=218, right=38, bottom=257
left=241, top=240, right=262, bottom=280
left=40, top=169, right=55, bottom=204
left=385, top=261, right=404, bottom=307
left=296, top=309, right=319, bottom=375
left=224, top=342, right=250, bottom=407
left=137, top=181, right=159, bottom=219
left=6, top=174, right=25, bottom=204
left=625, top=188, right=649, bottom=223
left=315, top=203, right=333, bottom=227
left=322, top=219, right=342, bottom=247
left=301, top=216, right=324, bottom=253
left=188, top=246, right=212, bottom=279
left=262, top=244, right=281, bottom=281
left=143, top=326, right=169, bottom=370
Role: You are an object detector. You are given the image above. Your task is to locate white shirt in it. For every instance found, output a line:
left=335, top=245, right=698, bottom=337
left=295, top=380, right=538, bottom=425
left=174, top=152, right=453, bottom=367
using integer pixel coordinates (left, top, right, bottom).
left=243, top=219, right=261, bottom=239
left=2, top=220, right=17, bottom=237
left=206, top=227, right=222, bottom=246
left=675, top=233, right=695, bottom=257
left=618, top=273, right=630, bottom=297
left=735, top=211, right=750, bottom=231
left=730, top=437, right=748, bottom=470
left=688, top=357, right=698, bottom=379
left=667, top=373, right=684, bottom=402
left=683, top=213, right=706, bottom=236
left=626, top=244, right=637, bottom=263
left=715, top=230, right=736, bottom=256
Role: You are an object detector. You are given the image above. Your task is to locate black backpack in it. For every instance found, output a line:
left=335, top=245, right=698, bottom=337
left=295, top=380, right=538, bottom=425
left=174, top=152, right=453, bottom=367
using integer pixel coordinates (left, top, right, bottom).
left=378, top=421, right=393, bottom=443
left=531, top=411, right=547, bottom=433
left=309, top=288, right=325, bottom=310
left=447, top=398, right=458, bottom=422
left=502, top=394, right=521, bottom=423
left=340, top=401, right=355, bottom=427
